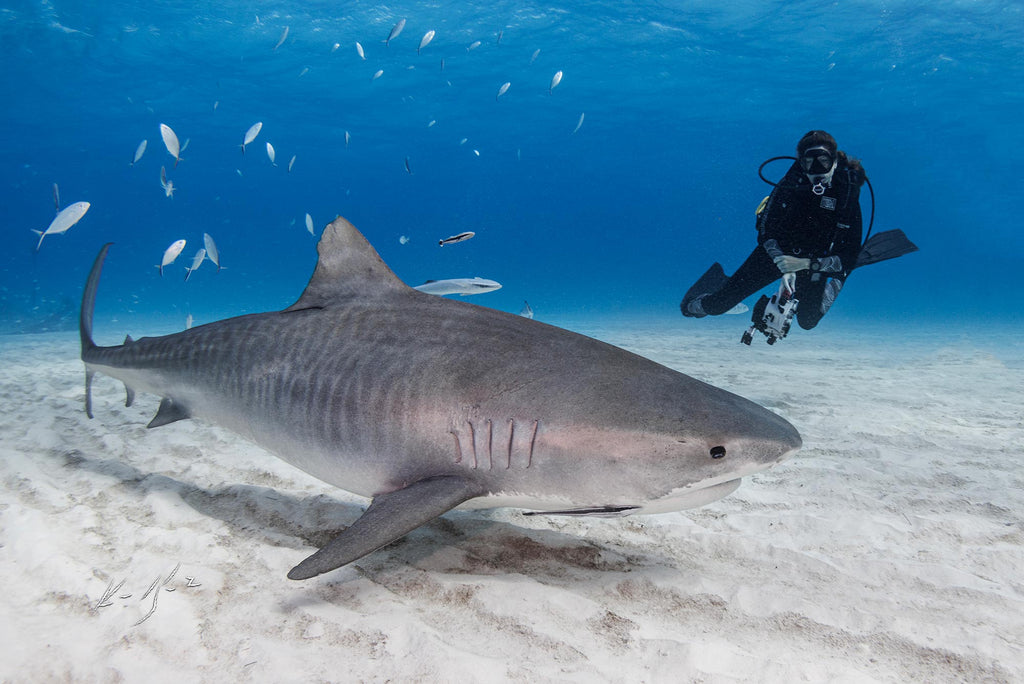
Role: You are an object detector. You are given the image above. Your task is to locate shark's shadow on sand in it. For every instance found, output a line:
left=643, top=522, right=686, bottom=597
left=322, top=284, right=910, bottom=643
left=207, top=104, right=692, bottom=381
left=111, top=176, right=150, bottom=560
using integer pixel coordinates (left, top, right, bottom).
left=55, top=445, right=669, bottom=582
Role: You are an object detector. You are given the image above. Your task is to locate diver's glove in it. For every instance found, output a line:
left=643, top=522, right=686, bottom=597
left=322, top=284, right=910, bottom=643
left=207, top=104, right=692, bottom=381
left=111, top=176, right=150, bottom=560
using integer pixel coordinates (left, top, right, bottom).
left=774, top=255, right=811, bottom=274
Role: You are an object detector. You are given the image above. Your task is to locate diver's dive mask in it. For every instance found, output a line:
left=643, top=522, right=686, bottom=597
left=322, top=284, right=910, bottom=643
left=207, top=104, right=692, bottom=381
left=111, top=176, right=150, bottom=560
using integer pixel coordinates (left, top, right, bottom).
left=799, top=146, right=836, bottom=195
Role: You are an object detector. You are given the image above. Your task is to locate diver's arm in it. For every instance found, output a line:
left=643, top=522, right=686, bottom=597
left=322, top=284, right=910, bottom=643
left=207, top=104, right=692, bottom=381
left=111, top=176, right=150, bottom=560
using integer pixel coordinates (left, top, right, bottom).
left=762, top=238, right=784, bottom=260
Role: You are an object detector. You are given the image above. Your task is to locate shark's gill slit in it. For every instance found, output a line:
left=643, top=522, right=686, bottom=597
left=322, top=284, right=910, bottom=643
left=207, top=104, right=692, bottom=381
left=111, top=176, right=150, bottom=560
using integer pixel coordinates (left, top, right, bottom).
left=506, top=418, right=514, bottom=469
left=527, top=420, right=539, bottom=468
left=449, top=430, right=462, bottom=464
left=466, top=420, right=478, bottom=469
left=485, top=418, right=493, bottom=470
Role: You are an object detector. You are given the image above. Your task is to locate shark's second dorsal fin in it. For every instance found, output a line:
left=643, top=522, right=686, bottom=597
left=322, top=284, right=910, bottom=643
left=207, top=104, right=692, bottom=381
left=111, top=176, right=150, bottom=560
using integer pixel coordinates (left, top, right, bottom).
left=286, top=216, right=409, bottom=311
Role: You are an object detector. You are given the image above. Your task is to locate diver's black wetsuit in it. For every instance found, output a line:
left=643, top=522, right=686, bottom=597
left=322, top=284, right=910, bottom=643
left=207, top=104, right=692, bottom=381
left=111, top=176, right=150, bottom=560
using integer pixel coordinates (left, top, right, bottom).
left=697, top=158, right=864, bottom=329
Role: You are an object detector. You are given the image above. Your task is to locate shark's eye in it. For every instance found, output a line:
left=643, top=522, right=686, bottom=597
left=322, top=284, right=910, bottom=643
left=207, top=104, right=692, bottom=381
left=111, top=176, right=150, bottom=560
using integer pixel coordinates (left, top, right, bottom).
left=710, top=446, right=726, bottom=459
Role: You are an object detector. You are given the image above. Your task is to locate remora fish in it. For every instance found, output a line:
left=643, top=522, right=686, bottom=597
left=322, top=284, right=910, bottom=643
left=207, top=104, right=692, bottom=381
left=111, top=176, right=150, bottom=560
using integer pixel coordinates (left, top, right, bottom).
left=80, top=216, right=801, bottom=580
left=439, top=231, right=474, bottom=246
left=413, top=277, right=502, bottom=296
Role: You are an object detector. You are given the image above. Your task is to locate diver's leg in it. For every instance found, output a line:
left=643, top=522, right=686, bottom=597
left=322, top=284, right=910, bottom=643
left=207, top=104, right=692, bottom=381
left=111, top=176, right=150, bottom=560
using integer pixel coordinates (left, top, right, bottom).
left=796, top=275, right=843, bottom=329
left=695, top=248, right=779, bottom=316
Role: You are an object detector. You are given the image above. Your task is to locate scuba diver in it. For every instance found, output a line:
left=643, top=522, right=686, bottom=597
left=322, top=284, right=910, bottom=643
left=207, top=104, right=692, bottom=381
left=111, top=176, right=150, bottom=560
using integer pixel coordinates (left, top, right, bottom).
left=680, top=130, right=916, bottom=341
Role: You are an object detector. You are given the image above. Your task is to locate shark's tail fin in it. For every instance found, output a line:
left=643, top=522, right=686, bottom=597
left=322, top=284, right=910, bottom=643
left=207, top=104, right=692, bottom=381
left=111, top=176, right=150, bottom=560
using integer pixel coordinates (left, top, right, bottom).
left=81, top=243, right=112, bottom=418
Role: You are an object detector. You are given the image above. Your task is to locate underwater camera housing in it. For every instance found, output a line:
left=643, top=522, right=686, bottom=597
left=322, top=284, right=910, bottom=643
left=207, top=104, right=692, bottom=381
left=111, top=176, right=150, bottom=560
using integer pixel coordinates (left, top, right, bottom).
left=742, top=276, right=798, bottom=345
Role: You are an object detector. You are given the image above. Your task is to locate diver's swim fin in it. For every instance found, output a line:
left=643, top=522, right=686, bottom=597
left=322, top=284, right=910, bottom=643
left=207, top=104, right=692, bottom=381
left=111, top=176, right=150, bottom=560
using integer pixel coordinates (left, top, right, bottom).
left=680, top=262, right=728, bottom=316
left=855, top=229, right=918, bottom=269
left=681, top=262, right=728, bottom=317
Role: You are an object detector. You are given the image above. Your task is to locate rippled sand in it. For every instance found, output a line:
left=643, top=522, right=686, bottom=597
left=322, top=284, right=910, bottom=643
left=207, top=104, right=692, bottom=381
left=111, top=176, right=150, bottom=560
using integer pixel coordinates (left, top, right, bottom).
left=1, top=317, right=1021, bottom=682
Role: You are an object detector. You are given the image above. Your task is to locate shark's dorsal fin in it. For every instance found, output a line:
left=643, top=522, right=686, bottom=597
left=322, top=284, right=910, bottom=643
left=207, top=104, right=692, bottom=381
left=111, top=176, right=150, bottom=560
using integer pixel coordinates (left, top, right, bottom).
left=286, top=216, right=409, bottom=311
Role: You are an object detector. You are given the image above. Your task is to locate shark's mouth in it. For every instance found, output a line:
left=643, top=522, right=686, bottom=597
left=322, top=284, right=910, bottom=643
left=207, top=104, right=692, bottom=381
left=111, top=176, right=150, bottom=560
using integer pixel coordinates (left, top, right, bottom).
left=474, top=478, right=745, bottom=518
left=630, top=478, right=743, bottom=515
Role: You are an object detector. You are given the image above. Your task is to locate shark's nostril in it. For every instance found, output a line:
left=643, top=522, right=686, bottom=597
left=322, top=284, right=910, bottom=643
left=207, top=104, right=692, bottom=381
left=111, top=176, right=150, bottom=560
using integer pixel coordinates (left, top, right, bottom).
left=710, top=446, right=726, bottom=459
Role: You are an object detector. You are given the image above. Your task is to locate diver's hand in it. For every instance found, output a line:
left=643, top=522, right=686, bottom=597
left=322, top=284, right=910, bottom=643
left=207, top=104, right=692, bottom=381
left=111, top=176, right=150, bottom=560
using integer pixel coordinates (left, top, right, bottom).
left=774, top=255, right=811, bottom=274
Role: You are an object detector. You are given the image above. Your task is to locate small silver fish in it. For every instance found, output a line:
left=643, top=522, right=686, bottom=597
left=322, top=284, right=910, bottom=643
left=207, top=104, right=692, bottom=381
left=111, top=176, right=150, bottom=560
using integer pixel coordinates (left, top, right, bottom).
left=386, top=18, right=405, bottom=46
left=33, top=201, right=89, bottom=250
left=530, top=48, right=540, bottom=64
left=439, top=231, right=475, bottom=246
left=418, top=30, right=435, bottom=55
left=404, top=157, right=412, bottom=174
left=372, top=69, right=383, bottom=81
left=131, top=139, right=147, bottom=167
left=288, top=155, right=296, bottom=172
left=52, top=182, right=60, bottom=211
left=159, top=123, right=180, bottom=166
left=496, top=81, right=510, bottom=100
left=519, top=301, right=534, bottom=319
left=184, top=248, right=206, bottom=282
left=550, top=70, right=563, bottom=94
left=242, top=122, right=263, bottom=153
left=274, top=25, right=289, bottom=50
left=305, top=213, right=314, bottom=235
left=266, top=141, right=276, bottom=165
left=572, top=112, right=585, bottom=135
left=161, top=239, right=187, bottom=276
left=356, top=42, right=365, bottom=59
left=467, top=40, right=481, bottom=52
left=160, top=166, right=175, bottom=198
left=203, top=233, right=221, bottom=272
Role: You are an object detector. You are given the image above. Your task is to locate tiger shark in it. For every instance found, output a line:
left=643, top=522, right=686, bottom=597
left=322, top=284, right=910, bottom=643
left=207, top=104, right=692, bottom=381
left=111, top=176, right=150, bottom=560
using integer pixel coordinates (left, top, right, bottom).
left=80, top=216, right=801, bottom=580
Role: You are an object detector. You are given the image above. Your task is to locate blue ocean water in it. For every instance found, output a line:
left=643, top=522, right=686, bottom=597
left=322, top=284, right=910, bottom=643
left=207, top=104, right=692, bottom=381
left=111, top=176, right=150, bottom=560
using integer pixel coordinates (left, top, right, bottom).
left=3, top=1, right=1022, bottom=334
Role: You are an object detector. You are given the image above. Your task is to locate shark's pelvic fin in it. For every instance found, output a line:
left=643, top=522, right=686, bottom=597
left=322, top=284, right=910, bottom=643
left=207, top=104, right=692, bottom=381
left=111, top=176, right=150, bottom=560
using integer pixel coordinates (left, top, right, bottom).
left=286, top=216, right=411, bottom=312
left=147, top=398, right=191, bottom=428
left=125, top=385, right=135, bottom=408
left=85, top=370, right=95, bottom=419
left=287, top=475, right=486, bottom=580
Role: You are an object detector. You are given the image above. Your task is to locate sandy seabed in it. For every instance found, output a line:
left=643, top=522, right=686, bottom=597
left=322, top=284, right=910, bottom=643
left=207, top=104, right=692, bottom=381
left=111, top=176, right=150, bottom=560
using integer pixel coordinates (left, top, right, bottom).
left=1, top=315, right=1021, bottom=683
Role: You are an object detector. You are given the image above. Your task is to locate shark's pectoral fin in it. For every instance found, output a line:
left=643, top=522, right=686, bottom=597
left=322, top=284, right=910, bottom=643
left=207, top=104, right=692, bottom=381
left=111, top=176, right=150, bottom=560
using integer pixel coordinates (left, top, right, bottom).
left=287, top=475, right=485, bottom=580
left=146, top=398, right=191, bottom=428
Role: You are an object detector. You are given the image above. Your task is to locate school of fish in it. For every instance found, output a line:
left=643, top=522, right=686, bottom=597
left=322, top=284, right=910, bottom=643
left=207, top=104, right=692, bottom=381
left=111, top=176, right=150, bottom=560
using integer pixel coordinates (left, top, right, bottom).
left=32, top=16, right=580, bottom=320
